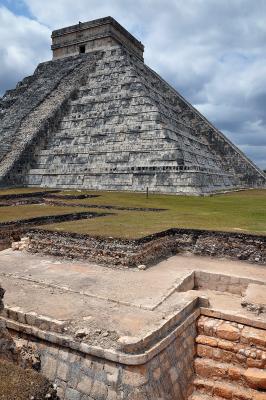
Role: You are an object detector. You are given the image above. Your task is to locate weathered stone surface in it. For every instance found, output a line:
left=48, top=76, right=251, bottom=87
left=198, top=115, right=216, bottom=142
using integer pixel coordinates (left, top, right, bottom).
left=0, top=17, right=265, bottom=194
left=244, top=368, right=266, bottom=390
left=196, top=335, right=217, bottom=347
left=122, top=365, right=148, bottom=386
left=0, top=286, right=54, bottom=399
left=191, top=316, right=266, bottom=400
left=77, top=375, right=93, bottom=395
left=242, top=326, right=266, bottom=348
left=27, top=228, right=266, bottom=267
left=5, top=315, right=197, bottom=400
left=51, top=17, right=144, bottom=61
left=228, top=365, right=243, bottom=381
left=213, top=385, right=233, bottom=399
left=242, top=283, right=266, bottom=314
left=216, top=323, right=240, bottom=341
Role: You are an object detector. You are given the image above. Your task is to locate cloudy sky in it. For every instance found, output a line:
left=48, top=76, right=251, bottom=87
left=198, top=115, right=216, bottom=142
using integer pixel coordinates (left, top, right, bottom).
left=0, top=0, right=265, bottom=169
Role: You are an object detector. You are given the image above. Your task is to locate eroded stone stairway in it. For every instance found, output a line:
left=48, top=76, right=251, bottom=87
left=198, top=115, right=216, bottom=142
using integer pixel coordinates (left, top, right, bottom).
left=23, top=46, right=263, bottom=193
left=190, top=316, right=266, bottom=400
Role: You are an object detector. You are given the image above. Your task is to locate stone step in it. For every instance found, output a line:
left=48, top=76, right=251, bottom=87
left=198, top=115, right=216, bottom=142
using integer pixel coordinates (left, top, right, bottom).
left=194, top=357, right=247, bottom=385
left=193, top=377, right=266, bottom=400
left=196, top=336, right=266, bottom=369
left=36, top=144, right=183, bottom=156
left=194, top=357, right=266, bottom=391
left=189, top=391, right=220, bottom=400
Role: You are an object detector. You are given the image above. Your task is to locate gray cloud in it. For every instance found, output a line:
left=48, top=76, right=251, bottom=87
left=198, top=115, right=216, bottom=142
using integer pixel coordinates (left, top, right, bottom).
left=0, top=6, right=50, bottom=94
left=1, top=0, right=266, bottom=169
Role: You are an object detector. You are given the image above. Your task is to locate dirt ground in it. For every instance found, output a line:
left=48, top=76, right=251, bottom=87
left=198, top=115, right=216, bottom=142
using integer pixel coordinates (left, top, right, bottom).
left=0, top=359, right=57, bottom=400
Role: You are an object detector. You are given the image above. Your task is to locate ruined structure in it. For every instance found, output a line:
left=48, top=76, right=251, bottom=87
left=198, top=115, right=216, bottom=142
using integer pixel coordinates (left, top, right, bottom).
left=0, top=17, right=266, bottom=399
left=0, top=284, right=58, bottom=399
left=0, top=252, right=266, bottom=400
left=0, top=17, right=265, bottom=194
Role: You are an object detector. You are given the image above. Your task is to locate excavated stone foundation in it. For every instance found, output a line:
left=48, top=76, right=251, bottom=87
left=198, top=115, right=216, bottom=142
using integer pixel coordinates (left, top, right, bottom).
left=25, top=228, right=266, bottom=267
left=0, top=250, right=265, bottom=399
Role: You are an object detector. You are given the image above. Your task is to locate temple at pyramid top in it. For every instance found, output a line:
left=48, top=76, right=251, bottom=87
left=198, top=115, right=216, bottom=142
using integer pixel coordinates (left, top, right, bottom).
left=51, top=16, right=144, bottom=61
left=0, top=17, right=265, bottom=193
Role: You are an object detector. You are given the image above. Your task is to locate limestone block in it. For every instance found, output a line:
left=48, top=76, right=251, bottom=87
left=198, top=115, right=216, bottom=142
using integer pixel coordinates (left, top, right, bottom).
left=216, top=323, right=241, bottom=342
left=90, top=380, right=108, bottom=399
left=122, top=365, right=148, bottom=387
left=41, top=354, right=58, bottom=380
left=77, top=375, right=93, bottom=395
left=244, top=368, right=266, bottom=390
left=196, top=335, right=218, bottom=347
left=57, top=361, right=69, bottom=381
left=242, top=326, right=266, bottom=349
left=242, top=283, right=266, bottom=314
left=65, top=387, right=81, bottom=400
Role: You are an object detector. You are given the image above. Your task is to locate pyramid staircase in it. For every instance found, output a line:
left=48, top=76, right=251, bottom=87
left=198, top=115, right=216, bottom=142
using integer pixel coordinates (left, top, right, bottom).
left=24, top=46, right=251, bottom=193
left=0, top=16, right=265, bottom=192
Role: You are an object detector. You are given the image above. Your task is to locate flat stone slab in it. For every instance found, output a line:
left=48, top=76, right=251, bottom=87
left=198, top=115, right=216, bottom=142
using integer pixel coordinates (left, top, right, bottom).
left=242, top=283, right=266, bottom=314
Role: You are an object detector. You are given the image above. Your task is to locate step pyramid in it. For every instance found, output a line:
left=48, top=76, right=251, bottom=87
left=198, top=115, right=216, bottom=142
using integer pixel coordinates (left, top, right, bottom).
left=0, top=16, right=265, bottom=194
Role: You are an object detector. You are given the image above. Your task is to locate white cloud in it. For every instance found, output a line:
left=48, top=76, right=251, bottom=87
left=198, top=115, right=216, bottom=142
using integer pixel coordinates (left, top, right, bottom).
left=0, top=6, right=50, bottom=94
left=1, top=0, right=266, bottom=169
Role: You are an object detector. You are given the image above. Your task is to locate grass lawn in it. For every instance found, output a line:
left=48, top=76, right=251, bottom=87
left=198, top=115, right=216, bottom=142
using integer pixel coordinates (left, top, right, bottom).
left=0, top=187, right=55, bottom=196
left=0, top=204, right=102, bottom=223
left=38, top=189, right=266, bottom=238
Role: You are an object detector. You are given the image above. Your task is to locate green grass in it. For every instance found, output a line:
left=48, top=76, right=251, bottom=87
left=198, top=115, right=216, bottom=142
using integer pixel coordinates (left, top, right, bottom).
left=0, top=188, right=265, bottom=238
left=0, top=204, right=101, bottom=223
left=37, top=189, right=266, bottom=239
left=0, top=187, right=55, bottom=196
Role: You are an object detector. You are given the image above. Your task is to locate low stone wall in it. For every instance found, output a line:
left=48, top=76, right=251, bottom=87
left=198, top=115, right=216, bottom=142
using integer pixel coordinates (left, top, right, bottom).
left=0, top=190, right=58, bottom=200
left=3, top=305, right=266, bottom=400
left=172, top=270, right=266, bottom=297
left=194, top=270, right=265, bottom=296
left=0, top=197, right=44, bottom=206
left=3, top=312, right=198, bottom=400
left=191, top=315, right=266, bottom=399
left=1, top=277, right=266, bottom=400
left=26, top=229, right=179, bottom=267
left=44, top=193, right=99, bottom=200
left=1, top=211, right=106, bottom=230
left=0, top=284, right=58, bottom=399
left=0, top=211, right=107, bottom=251
left=0, top=189, right=59, bottom=206
left=26, top=228, right=266, bottom=267
left=44, top=198, right=166, bottom=212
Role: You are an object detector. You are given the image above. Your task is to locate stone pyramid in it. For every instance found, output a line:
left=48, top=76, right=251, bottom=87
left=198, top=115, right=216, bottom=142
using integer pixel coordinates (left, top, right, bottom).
left=0, top=17, right=265, bottom=194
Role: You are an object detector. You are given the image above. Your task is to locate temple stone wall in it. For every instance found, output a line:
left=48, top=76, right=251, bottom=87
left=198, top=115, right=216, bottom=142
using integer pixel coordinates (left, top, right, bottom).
left=51, top=17, right=144, bottom=61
